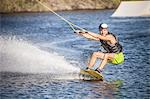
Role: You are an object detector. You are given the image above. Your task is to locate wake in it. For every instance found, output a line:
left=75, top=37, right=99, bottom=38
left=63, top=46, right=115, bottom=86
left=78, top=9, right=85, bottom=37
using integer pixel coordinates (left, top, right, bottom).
left=0, top=36, right=80, bottom=74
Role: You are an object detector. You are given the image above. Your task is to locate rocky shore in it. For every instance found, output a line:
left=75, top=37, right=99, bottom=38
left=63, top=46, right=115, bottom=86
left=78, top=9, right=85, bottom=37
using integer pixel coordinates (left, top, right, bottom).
left=0, top=0, right=121, bottom=13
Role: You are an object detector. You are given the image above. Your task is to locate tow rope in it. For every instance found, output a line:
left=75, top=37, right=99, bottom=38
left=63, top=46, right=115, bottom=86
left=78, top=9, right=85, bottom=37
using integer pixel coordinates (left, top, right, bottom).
left=36, top=0, right=86, bottom=32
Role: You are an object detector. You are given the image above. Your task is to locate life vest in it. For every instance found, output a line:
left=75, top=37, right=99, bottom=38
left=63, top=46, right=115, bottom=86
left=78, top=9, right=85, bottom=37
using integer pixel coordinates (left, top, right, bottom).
left=100, top=33, right=123, bottom=53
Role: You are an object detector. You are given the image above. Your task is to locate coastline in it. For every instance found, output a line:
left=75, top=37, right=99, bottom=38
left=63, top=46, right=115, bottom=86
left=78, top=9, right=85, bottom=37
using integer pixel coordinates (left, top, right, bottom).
left=0, top=0, right=120, bottom=13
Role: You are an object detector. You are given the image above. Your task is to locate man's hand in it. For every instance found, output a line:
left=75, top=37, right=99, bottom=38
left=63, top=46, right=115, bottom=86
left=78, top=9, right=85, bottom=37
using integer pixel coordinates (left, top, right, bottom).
left=74, top=30, right=99, bottom=41
left=74, top=30, right=88, bottom=35
left=74, top=30, right=81, bottom=34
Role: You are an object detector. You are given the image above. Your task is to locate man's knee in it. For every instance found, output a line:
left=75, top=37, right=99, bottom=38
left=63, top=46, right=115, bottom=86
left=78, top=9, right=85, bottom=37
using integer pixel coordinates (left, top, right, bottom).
left=104, top=53, right=114, bottom=60
left=104, top=54, right=109, bottom=59
left=92, top=52, right=98, bottom=57
left=93, top=52, right=104, bottom=58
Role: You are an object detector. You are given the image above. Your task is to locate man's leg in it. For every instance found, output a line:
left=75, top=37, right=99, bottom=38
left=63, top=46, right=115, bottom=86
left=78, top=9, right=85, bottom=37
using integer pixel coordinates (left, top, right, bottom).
left=88, top=52, right=105, bottom=69
left=97, top=53, right=114, bottom=70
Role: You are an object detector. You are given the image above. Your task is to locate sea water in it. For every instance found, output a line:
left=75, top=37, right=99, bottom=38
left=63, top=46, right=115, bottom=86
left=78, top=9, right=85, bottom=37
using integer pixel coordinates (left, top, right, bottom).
left=0, top=10, right=150, bottom=99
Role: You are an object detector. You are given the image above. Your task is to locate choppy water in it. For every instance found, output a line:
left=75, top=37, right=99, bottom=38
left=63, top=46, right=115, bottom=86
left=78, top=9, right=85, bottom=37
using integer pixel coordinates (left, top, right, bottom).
left=0, top=10, right=150, bottom=99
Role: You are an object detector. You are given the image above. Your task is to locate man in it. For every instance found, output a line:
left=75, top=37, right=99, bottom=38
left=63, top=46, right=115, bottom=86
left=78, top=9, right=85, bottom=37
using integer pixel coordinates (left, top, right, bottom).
left=75, top=23, right=124, bottom=73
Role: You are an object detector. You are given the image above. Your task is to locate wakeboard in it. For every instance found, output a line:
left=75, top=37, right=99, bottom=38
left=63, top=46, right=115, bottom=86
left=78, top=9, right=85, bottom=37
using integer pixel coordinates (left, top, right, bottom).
left=79, top=69, right=103, bottom=81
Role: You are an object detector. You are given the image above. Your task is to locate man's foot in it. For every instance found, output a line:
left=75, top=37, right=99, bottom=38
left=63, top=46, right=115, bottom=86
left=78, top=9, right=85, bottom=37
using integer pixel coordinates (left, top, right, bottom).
left=85, top=67, right=92, bottom=70
left=95, top=68, right=102, bottom=73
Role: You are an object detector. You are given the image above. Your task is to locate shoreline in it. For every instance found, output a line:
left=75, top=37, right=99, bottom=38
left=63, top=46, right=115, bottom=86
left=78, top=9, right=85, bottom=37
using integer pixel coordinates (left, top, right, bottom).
left=1, top=9, right=115, bottom=14
left=0, top=0, right=120, bottom=14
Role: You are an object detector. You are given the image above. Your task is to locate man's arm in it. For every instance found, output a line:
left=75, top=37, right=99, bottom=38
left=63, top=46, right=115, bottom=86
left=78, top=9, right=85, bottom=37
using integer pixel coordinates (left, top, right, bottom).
left=75, top=30, right=111, bottom=41
left=87, top=31, right=111, bottom=41
left=81, top=33, right=100, bottom=41
left=75, top=30, right=99, bottom=41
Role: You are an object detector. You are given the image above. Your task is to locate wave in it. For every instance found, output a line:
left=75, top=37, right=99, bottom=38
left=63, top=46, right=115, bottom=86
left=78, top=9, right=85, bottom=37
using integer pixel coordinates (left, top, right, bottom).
left=0, top=36, right=80, bottom=74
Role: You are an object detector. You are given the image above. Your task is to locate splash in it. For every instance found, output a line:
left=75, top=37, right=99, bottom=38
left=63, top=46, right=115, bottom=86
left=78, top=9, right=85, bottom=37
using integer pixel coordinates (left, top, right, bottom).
left=0, top=36, right=80, bottom=74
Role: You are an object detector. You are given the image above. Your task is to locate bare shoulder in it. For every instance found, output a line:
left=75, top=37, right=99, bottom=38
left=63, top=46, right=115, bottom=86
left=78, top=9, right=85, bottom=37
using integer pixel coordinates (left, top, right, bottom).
left=106, top=34, right=116, bottom=40
left=106, top=34, right=114, bottom=38
left=106, top=34, right=117, bottom=43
